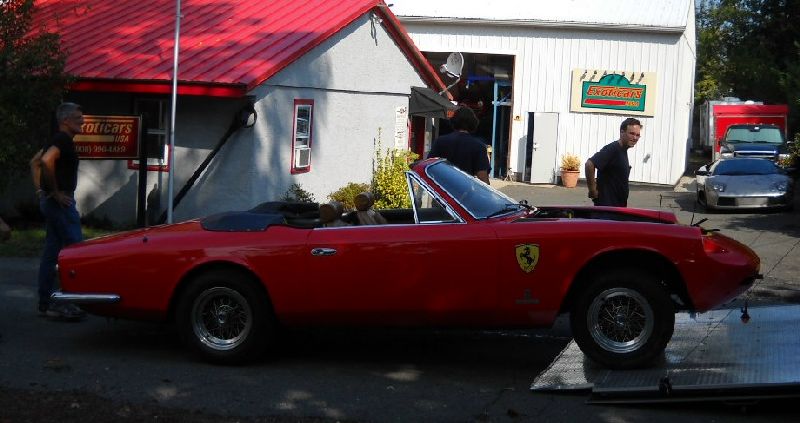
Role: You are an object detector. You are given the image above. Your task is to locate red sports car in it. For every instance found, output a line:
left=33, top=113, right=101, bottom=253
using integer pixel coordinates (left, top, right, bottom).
left=53, top=159, right=760, bottom=369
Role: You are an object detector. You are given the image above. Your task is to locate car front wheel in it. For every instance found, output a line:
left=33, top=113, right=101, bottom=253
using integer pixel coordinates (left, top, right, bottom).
left=176, top=269, right=275, bottom=364
left=570, top=268, right=674, bottom=369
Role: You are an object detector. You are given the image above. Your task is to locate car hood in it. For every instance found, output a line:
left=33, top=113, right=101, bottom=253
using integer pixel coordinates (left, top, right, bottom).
left=708, top=174, right=789, bottom=194
left=724, top=142, right=784, bottom=154
left=525, top=205, right=678, bottom=224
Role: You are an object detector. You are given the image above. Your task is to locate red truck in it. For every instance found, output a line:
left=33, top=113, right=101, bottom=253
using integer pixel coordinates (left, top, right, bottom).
left=698, top=101, right=788, bottom=160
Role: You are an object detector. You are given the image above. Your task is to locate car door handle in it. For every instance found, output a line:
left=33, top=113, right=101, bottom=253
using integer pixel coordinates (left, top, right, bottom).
left=311, top=248, right=337, bottom=256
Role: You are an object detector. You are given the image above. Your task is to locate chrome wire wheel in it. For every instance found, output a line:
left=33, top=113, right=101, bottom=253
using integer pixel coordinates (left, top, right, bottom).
left=586, top=287, right=654, bottom=354
left=191, top=286, right=253, bottom=352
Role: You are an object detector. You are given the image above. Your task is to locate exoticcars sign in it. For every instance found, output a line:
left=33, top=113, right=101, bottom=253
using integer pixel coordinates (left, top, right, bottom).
left=74, top=115, right=141, bottom=159
left=570, top=69, right=657, bottom=117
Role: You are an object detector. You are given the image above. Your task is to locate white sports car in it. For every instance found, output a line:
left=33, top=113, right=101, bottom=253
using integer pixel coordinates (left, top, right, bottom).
left=696, top=158, right=794, bottom=210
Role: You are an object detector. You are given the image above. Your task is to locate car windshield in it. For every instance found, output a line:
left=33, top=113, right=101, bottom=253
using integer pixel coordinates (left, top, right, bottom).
left=426, top=161, right=520, bottom=219
left=713, top=159, right=780, bottom=176
left=724, top=126, right=784, bottom=144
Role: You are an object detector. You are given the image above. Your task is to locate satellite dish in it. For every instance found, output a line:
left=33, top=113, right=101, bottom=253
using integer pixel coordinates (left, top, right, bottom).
left=441, top=52, right=463, bottom=78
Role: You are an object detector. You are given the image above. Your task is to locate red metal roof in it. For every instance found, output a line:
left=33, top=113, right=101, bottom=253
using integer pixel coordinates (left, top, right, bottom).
left=34, top=0, right=444, bottom=97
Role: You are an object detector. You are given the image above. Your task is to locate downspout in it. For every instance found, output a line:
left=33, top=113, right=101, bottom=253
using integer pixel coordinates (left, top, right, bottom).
left=157, top=103, right=257, bottom=224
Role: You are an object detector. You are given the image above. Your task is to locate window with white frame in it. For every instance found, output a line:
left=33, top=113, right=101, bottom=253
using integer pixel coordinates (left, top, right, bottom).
left=291, top=99, right=313, bottom=173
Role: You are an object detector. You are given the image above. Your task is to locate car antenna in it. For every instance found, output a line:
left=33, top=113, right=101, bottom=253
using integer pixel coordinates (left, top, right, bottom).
left=741, top=299, right=750, bottom=323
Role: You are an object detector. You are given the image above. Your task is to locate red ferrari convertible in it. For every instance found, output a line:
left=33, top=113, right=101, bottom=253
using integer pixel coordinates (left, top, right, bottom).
left=52, top=158, right=760, bottom=369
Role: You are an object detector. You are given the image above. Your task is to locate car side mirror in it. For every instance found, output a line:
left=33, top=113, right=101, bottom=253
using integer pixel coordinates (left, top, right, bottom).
left=695, top=170, right=709, bottom=176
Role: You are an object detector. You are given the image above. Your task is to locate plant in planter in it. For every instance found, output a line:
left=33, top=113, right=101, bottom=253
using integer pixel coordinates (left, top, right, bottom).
left=560, top=153, right=581, bottom=188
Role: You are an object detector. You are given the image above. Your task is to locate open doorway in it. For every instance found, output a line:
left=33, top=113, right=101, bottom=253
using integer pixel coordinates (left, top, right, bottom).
left=422, top=52, right=515, bottom=178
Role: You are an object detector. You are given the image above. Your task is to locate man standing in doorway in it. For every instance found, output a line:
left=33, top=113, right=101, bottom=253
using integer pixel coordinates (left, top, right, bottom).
left=585, top=117, right=641, bottom=207
left=428, top=107, right=491, bottom=184
left=34, top=102, right=87, bottom=320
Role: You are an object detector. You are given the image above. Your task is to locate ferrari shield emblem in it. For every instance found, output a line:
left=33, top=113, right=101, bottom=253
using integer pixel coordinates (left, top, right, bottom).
left=516, top=244, right=540, bottom=273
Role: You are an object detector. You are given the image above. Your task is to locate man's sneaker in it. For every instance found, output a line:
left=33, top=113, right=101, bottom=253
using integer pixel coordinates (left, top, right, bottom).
left=44, top=303, right=86, bottom=321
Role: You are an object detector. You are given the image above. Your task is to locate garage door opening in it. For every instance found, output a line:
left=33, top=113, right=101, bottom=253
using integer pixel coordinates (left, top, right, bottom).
left=422, top=52, right=515, bottom=179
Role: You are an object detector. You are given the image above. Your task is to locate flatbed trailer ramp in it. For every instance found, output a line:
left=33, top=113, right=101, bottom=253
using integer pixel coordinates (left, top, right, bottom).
left=532, top=305, right=800, bottom=403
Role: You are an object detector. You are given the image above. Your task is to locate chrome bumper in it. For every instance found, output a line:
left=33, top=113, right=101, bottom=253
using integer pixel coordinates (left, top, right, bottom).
left=51, top=291, right=121, bottom=304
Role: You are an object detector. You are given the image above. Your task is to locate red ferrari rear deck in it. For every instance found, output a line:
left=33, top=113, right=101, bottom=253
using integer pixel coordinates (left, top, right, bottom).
left=532, top=305, right=800, bottom=402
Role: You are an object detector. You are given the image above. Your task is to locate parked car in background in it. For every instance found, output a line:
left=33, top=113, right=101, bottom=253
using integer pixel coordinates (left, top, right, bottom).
left=719, top=124, right=790, bottom=162
left=51, top=159, right=760, bottom=369
left=696, top=157, right=794, bottom=211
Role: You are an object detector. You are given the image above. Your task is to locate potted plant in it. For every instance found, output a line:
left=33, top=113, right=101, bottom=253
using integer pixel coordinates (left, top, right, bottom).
left=560, top=153, right=581, bottom=188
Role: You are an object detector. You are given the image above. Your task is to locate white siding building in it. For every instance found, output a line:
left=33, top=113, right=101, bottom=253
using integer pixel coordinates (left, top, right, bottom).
left=391, top=0, right=696, bottom=185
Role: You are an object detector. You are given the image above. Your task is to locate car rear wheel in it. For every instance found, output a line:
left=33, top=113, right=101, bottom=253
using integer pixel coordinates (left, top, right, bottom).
left=570, top=268, right=674, bottom=369
left=176, top=269, right=275, bottom=364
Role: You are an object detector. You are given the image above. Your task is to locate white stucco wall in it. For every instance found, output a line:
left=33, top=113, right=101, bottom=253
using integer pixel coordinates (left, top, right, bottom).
left=175, top=13, right=427, bottom=220
left=67, top=94, right=244, bottom=225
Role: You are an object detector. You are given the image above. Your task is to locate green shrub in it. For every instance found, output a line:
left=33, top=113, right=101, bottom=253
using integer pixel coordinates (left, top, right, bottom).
left=328, top=182, right=370, bottom=211
left=281, top=183, right=316, bottom=203
left=784, top=133, right=800, bottom=169
left=372, top=147, right=418, bottom=209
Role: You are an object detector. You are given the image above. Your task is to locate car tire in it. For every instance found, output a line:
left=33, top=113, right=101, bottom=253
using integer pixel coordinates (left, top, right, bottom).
left=570, top=268, right=675, bottom=369
left=176, top=269, right=276, bottom=364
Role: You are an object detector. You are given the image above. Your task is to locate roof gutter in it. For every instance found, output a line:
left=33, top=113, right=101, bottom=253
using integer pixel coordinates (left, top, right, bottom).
left=397, top=16, right=686, bottom=34
left=70, top=79, right=248, bottom=98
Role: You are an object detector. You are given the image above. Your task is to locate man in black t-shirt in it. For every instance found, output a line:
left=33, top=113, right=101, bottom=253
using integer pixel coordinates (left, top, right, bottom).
left=585, top=118, right=642, bottom=207
left=428, top=107, right=491, bottom=184
left=34, top=102, right=87, bottom=321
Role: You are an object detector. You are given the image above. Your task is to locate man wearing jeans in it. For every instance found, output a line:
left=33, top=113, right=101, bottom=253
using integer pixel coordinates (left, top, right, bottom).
left=35, top=102, right=86, bottom=320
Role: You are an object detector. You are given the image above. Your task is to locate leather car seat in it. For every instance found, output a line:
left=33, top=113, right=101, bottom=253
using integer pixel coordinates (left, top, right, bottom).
left=319, top=201, right=348, bottom=227
left=354, top=192, right=388, bottom=225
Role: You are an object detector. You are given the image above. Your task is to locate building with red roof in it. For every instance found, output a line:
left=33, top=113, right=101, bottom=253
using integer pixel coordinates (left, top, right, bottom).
left=28, top=0, right=446, bottom=224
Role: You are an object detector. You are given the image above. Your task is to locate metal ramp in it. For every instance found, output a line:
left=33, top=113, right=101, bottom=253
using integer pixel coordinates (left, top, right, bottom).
left=532, top=305, right=800, bottom=403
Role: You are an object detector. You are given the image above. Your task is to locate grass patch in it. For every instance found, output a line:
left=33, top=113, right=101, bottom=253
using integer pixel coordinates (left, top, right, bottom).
left=0, top=226, right=116, bottom=257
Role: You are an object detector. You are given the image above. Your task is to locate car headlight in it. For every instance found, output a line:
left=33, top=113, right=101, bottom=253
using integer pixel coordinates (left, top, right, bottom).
left=709, top=182, right=726, bottom=192
left=779, top=153, right=791, bottom=161
left=720, top=152, right=734, bottom=159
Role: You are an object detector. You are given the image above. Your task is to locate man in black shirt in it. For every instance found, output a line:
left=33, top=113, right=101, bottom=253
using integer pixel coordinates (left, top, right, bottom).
left=428, top=107, right=491, bottom=184
left=34, top=102, right=87, bottom=320
left=585, top=118, right=642, bottom=207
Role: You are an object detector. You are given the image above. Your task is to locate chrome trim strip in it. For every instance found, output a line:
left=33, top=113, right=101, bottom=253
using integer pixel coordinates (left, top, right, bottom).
left=51, top=291, right=121, bottom=304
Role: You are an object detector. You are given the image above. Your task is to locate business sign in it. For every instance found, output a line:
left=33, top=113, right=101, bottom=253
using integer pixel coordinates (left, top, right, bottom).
left=570, top=70, right=657, bottom=117
left=74, top=115, right=141, bottom=159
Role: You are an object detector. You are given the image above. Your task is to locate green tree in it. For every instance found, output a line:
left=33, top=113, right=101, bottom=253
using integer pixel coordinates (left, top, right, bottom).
left=0, top=0, right=70, bottom=189
left=696, top=0, right=800, bottom=132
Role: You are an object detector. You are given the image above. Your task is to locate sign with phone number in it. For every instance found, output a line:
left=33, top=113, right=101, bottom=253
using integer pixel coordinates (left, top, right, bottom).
left=73, top=115, right=141, bottom=159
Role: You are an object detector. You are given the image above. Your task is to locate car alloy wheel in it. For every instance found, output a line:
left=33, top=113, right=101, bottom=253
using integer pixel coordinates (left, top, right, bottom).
left=191, top=286, right=253, bottom=352
left=586, top=287, right=654, bottom=354
left=570, top=268, right=675, bottom=369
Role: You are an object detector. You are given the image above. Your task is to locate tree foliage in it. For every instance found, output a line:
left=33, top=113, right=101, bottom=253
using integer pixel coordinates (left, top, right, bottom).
left=696, top=0, right=800, bottom=132
left=0, top=0, right=69, bottom=189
